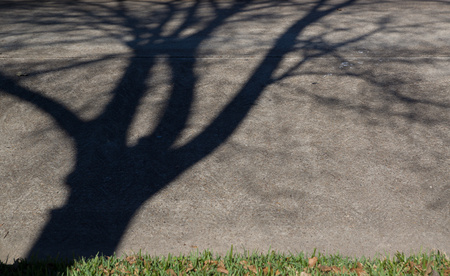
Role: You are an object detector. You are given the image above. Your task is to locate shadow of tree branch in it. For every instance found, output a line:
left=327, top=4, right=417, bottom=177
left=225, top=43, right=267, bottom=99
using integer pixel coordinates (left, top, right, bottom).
left=8, top=0, right=447, bottom=260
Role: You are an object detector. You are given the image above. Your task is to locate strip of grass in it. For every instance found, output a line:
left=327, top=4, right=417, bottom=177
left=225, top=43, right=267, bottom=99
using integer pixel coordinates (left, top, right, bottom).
left=1, top=248, right=449, bottom=275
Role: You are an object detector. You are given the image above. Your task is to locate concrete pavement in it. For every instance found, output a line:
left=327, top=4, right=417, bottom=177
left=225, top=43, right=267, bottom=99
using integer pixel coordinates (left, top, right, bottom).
left=0, top=0, right=449, bottom=262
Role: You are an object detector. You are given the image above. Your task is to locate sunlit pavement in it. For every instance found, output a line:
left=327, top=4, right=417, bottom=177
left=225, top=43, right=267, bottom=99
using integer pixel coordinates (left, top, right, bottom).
left=0, top=0, right=449, bottom=262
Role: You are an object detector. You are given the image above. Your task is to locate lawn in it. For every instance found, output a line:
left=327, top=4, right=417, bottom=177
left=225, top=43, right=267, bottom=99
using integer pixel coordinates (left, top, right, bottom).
left=1, top=247, right=449, bottom=275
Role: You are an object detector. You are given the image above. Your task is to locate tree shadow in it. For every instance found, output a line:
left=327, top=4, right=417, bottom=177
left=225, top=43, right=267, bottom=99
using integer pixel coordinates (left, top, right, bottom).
left=12, top=0, right=442, bottom=260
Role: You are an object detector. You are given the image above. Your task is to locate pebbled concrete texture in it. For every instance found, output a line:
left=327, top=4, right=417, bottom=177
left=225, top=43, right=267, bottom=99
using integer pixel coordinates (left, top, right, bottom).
left=0, top=0, right=449, bottom=263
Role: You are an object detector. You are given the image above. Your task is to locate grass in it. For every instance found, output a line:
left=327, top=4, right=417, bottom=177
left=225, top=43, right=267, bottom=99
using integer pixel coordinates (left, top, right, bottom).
left=1, top=247, right=449, bottom=275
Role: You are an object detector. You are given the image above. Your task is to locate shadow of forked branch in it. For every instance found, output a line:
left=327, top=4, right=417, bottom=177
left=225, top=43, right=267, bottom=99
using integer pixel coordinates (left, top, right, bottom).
left=0, top=0, right=356, bottom=259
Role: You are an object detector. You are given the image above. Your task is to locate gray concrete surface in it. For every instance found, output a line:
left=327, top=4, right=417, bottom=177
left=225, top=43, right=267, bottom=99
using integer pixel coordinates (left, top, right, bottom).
left=0, top=0, right=449, bottom=263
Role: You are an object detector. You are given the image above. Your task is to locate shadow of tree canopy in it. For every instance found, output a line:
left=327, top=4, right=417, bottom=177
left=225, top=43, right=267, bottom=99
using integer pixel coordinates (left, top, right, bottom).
left=0, top=0, right=448, bottom=260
